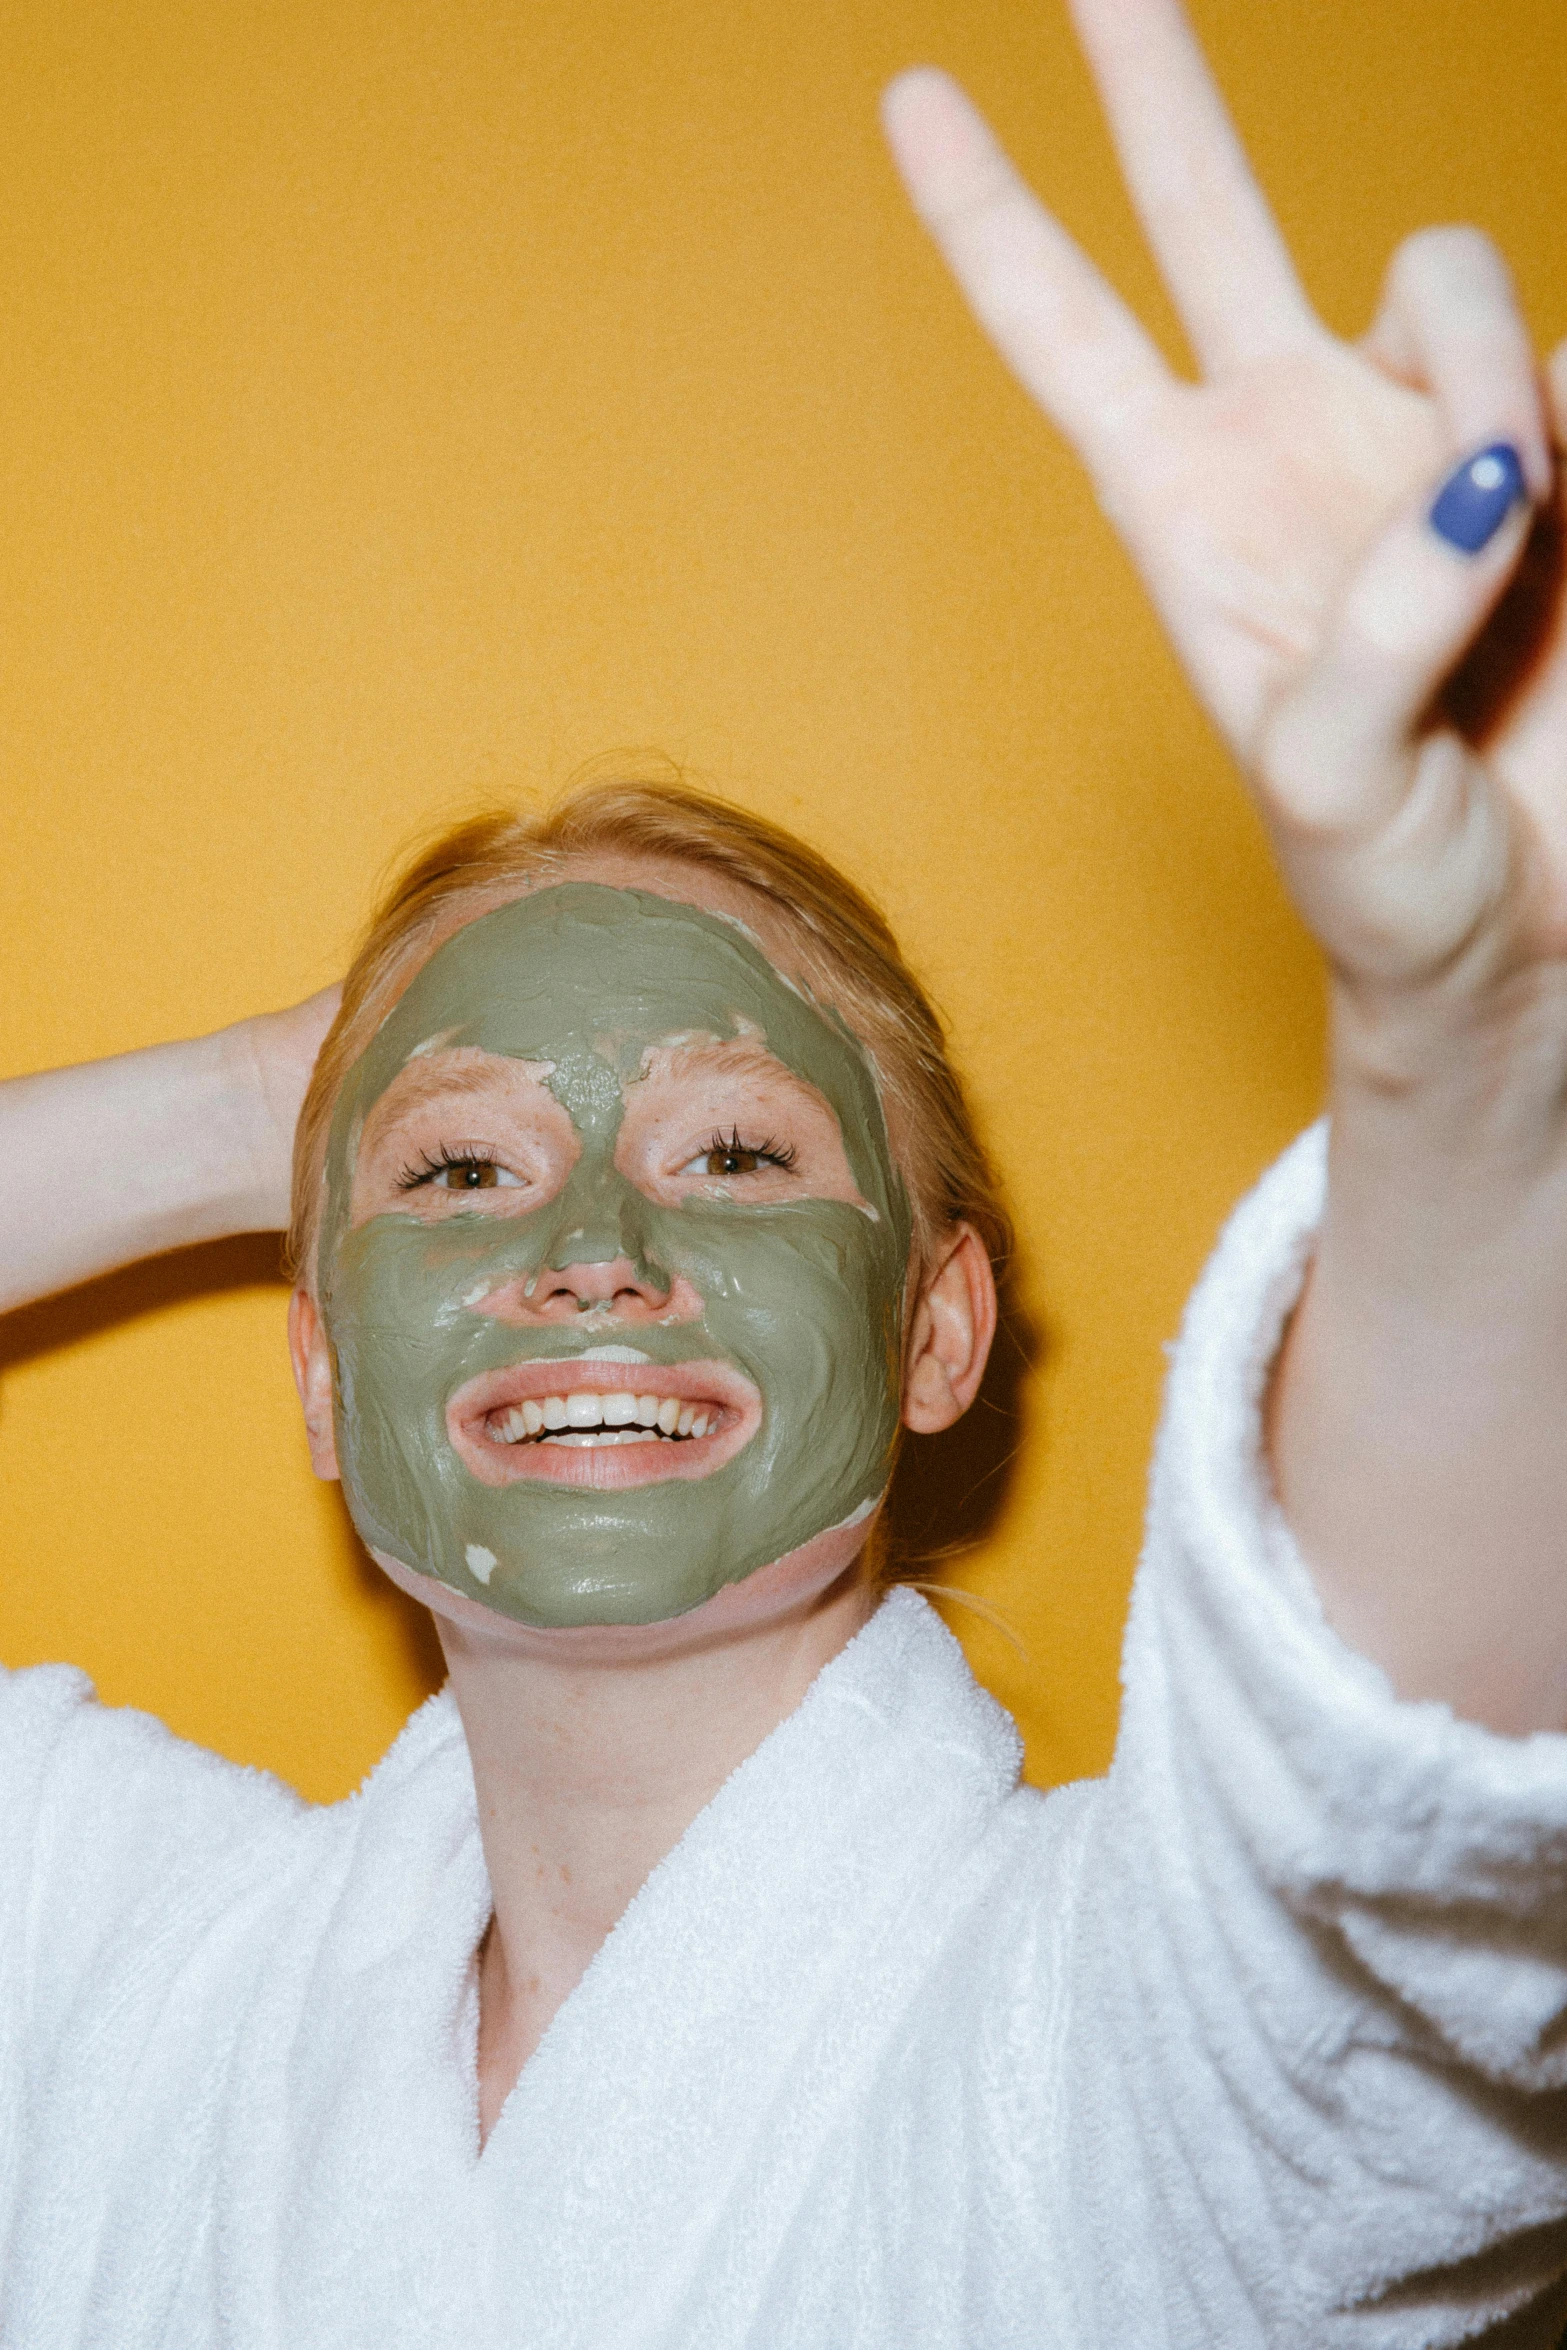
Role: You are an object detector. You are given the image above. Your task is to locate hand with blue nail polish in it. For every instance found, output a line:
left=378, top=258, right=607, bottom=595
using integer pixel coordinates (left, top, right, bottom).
left=1430, top=443, right=1527, bottom=552
left=884, top=30, right=1563, bottom=849
left=889, top=10, right=1567, bottom=1746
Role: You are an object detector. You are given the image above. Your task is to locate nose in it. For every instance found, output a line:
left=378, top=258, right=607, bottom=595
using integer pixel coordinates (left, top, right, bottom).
left=472, top=1157, right=702, bottom=1326
left=526, top=1253, right=672, bottom=1321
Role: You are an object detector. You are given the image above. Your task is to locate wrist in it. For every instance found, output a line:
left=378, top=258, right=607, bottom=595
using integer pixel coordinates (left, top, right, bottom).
left=1328, top=951, right=1567, bottom=1178
left=1307, top=954, right=1567, bottom=1355
left=207, top=988, right=340, bottom=1238
left=210, top=1006, right=329, bottom=1234
left=194, top=1025, right=285, bottom=1234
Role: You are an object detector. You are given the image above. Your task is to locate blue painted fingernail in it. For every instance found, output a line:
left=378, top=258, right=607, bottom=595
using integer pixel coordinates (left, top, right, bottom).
left=1429, top=441, right=1527, bottom=553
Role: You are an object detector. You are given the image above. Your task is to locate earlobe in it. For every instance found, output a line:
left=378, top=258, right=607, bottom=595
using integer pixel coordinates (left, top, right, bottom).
left=901, top=1226, right=998, bottom=1435
left=287, top=1287, right=341, bottom=1482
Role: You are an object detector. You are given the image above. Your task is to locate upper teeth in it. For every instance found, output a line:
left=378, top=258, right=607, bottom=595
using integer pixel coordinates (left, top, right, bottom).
left=485, top=1391, right=713, bottom=1446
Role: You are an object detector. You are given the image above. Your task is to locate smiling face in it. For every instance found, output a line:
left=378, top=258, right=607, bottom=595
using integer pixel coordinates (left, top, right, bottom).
left=316, top=882, right=912, bottom=1627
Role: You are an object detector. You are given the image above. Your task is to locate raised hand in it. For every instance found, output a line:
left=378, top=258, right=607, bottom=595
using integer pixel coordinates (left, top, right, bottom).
left=883, top=0, right=1567, bottom=1000
left=0, top=986, right=339, bottom=1315
left=885, top=2, right=1567, bottom=1735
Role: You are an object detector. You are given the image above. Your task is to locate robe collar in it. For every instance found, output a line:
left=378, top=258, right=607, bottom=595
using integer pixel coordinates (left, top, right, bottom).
left=287, top=1588, right=1023, bottom=2345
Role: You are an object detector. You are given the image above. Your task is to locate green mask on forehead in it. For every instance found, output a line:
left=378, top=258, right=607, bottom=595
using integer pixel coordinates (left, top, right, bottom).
left=318, top=884, right=912, bottom=1627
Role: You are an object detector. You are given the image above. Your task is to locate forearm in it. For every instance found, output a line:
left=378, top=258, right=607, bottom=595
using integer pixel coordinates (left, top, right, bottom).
left=0, top=1023, right=298, bottom=1314
left=1269, top=970, right=1567, bottom=1735
left=1101, top=1128, right=1567, bottom=2342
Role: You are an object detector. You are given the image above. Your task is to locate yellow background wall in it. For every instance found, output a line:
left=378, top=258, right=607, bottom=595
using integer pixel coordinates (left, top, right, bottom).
left=2, top=0, right=1562, bottom=1801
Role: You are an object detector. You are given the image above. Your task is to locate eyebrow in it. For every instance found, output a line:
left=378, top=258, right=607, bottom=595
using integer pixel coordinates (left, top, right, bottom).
left=637, top=1037, right=813, bottom=1089
left=358, top=1055, right=552, bottom=1148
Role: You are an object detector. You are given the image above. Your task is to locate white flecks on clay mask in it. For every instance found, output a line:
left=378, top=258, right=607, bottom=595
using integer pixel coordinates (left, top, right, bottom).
left=318, top=884, right=912, bottom=1627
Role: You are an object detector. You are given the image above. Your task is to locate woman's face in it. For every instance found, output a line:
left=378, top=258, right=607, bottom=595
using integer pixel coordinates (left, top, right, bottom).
left=311, top=881, right=913, bottom=1630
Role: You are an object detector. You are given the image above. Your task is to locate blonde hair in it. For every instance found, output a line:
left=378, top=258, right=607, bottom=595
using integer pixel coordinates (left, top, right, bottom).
left=288, top=777, right=1012, bottom=1293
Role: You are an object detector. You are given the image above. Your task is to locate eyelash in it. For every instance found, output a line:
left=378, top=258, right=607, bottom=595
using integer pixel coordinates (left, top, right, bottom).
left=392, top=1131, right=796, bottom=1193
left=701, top=1129, right=798, bottom=1172
left=396, top=1144, right=505, bottom=1191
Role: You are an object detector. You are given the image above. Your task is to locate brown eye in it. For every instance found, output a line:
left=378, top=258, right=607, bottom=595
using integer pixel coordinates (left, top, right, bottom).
left=440, top=1160, right=501, bottom=1190
left=704, top=1145, right=763, bottom=1178
left=395, top=1148, right=526, bottom=1197
left=678, top=1130, right=798, bottom=1184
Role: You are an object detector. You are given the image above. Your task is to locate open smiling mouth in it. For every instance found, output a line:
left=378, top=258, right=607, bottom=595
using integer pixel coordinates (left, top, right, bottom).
left=446, top=1358, right=762, bottom=1490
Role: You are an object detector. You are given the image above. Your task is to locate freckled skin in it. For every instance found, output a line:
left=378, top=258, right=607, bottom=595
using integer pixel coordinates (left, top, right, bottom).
left=319, top=886, right=911, bottom=1627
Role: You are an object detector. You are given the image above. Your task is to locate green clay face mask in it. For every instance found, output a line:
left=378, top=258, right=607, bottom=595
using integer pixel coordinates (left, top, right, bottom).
left=318, top=884, right=912, bottom=1627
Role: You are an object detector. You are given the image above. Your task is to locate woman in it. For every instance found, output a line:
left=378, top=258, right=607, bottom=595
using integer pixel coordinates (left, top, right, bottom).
left=4, top=0, right=1567, bottom=2341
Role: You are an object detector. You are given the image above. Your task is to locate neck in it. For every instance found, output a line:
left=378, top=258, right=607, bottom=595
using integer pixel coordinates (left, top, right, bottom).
left=438, top=1563, right=878, bottom=2147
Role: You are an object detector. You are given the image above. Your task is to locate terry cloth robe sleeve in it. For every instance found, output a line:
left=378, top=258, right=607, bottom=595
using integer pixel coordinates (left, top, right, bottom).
left=1059, top=1123, right=1567, bottom=2347
left=0, top=1662, right=305, bottom=2299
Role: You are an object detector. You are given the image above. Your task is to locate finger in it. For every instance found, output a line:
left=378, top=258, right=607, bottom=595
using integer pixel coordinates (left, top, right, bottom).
left=1546, top=333, right=1567, bottom=446
left=1259, top=446, right=1532, bottom=981
left=1269, top=446, right=1532, bottom=830
left=881, top=68, right=1168, bottom=470
left=1363, top=228, right=1552, bottom=499
left=1065, top=0, right=1318, bottom=371
left=1260, top=447, right=1538, bottom=980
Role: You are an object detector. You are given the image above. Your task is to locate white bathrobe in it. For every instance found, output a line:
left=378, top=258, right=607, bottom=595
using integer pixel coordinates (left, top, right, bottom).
left=5, top=1128, right=1567, bottom=2349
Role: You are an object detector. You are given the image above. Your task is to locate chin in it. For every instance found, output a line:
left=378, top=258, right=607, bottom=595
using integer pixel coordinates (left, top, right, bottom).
left=367, top=1502, right=885, bottom=1665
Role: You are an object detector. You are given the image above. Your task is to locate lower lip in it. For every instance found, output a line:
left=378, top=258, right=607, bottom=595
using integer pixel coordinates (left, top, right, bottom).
left=462, top=1421, right=737, bottom=1489
left=526, top=1429, right=688, bottom=1449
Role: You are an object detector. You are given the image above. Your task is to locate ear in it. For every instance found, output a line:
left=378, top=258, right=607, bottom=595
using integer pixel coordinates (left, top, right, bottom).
left=288, top=1286, right=341, bottom=1481
left=901, top=1224, right=998, bottom=1434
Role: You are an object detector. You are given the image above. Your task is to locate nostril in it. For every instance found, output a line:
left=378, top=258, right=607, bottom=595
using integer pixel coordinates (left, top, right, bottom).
left=470, top=1261, right=698, bottom=1327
